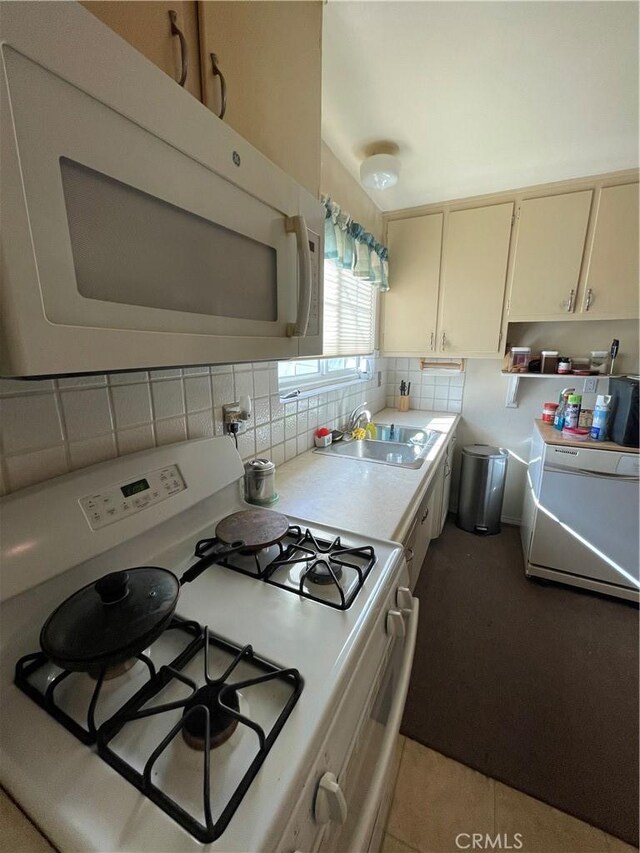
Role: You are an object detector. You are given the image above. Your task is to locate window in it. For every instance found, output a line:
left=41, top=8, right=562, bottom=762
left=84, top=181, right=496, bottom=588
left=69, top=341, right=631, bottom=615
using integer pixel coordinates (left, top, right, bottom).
left=278, top=356, right=362, bottom=393
left=323, top=262, right=377, bottom=357
left=278, top=262, right=377, bottom=394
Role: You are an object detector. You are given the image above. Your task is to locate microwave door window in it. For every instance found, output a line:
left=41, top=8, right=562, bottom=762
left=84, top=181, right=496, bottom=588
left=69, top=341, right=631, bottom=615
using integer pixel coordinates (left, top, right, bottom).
left=60, top=158, right=278, bottom=322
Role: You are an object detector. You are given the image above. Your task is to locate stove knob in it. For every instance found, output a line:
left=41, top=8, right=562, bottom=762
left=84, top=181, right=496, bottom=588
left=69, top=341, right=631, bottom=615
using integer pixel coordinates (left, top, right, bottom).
left=386, top=609, right=406, bottom=638
left=314, top=771, right=347, bottom=825
left=396, top=586, right=413, bottom=613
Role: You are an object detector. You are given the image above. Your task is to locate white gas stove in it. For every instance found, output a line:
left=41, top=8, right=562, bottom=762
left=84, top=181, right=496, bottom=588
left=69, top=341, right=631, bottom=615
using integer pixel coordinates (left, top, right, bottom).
left=0, top=437, right=417, bottom=852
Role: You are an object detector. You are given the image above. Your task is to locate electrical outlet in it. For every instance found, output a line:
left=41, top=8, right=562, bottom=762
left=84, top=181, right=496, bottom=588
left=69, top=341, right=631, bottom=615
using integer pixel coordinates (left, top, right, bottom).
left=583, top=377, right=598, bottom=394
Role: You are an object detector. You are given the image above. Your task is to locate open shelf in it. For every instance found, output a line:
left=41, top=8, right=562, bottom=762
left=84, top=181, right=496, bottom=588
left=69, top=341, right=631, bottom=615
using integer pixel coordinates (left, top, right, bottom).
left=500, top=371, right=619, bottom=408
left=500, top=371, right=620, bottom=378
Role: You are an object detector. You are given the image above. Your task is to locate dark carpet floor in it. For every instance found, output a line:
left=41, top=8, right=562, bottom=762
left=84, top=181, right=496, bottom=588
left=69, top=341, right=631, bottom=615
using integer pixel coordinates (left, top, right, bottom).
left=401, top=519, right=639, bottom=846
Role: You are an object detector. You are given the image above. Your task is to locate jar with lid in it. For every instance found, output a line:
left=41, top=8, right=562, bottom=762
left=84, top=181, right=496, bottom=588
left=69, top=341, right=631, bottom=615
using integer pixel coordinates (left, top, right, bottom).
left=590, top=351, right=609, bottom=374
left=243, top=459, right=278, bottom=506
left=557, top=358, right=572, bottom=375
left=507, top=347, right=531, bottom=373
left=542, top=402, right=559, bottom=424
left=540, top=350, right=559, bottom=374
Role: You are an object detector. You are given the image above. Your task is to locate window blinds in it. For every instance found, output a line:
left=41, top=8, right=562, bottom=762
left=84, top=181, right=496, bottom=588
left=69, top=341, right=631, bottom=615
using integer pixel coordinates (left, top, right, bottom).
left=323, top=261, right=377, bottom=356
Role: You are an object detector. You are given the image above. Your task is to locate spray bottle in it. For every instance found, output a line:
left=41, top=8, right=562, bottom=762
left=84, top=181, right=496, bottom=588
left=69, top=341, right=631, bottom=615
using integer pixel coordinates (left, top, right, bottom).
left=590, top=395, right=612, bottom=441
left=553, top=387, right=575, bottom=431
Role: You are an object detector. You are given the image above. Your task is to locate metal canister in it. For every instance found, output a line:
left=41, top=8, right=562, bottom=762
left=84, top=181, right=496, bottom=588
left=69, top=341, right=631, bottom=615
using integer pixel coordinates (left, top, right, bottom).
left=243, top=459, right=278, bottom=506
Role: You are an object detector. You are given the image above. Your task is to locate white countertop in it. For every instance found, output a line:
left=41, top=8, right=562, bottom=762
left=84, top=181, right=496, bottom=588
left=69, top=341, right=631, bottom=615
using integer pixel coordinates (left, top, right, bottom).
left=274, top=408, right=459, bottom=543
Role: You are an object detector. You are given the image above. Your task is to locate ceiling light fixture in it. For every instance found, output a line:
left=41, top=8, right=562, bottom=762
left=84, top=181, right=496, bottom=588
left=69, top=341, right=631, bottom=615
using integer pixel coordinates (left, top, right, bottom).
left=360, top=153, right=401, bottom=190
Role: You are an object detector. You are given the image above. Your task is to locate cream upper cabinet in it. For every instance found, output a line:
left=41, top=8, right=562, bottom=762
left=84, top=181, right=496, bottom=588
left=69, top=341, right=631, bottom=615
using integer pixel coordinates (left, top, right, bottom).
left=507, top=191, right=593, bottom=320
left=198, top=1, right=322, bottom=197
left=382, top=215, right=443, bottom=354
left=580, top=183, right=639, bottom=319
left=437, top=202, right=514, bottom=356
left=82, top=1, right=202, bottom=101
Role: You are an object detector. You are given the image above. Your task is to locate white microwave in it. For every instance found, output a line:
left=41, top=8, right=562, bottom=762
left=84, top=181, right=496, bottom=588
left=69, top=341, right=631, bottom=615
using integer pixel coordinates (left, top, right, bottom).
left=0, top=2, right=323, bottom=377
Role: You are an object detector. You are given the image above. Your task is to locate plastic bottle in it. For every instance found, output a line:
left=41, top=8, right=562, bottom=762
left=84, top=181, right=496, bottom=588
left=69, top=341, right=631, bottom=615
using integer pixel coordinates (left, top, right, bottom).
left=564, top=394, right=582, bottom=429
left=553, top=388, right=575, bottom=430
left=590, top=394, right=612, bottom=441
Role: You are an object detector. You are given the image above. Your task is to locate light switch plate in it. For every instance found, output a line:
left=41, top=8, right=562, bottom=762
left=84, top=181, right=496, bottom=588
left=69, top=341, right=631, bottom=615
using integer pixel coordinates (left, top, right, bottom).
left=583, top=377, right=598, bottom=394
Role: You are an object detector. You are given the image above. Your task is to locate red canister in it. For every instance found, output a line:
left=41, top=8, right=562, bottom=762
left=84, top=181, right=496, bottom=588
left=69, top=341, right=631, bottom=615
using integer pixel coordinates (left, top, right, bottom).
left=542, top=402, right=559, bottom=424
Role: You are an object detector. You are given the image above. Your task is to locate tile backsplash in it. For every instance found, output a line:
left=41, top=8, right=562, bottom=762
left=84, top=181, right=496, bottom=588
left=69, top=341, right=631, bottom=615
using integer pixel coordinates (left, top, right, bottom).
left=0, top=358, right=388, bottom=495
left=0, top=356, right=466, bottom=496
left=385, top=358, right=466, bottom=413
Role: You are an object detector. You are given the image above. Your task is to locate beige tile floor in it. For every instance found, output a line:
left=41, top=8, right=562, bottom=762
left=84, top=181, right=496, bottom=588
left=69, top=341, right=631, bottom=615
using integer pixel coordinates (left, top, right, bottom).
left=384, top=737, right=639, bottom=853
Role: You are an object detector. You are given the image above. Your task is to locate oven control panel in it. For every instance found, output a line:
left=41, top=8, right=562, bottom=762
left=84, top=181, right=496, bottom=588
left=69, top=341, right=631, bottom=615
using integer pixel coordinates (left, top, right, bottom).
left=79, top=464, right=186, bottom=530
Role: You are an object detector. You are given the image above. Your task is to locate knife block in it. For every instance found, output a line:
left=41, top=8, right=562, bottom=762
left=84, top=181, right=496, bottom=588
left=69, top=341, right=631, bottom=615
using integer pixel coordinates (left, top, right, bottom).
left=397, top=396, right=410, bottom=412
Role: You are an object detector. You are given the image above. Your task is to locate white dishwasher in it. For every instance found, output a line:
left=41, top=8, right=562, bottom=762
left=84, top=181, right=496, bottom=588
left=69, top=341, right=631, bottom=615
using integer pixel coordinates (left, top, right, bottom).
left=522, top=429, right=640, bottom=602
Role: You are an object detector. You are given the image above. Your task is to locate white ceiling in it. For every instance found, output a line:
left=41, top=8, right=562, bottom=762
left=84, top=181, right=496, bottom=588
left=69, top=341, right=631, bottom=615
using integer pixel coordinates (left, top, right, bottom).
left=322, top=1, right=639, bottom=212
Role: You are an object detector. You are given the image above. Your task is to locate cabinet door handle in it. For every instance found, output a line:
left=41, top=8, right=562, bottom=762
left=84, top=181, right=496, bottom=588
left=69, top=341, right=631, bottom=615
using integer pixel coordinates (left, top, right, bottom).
left=584, top=287, right=593, bottom=311
left=421, top=507, right=429, bottom=523
left=429, top=331, right=435, bottom=351
left=566, top=288, right=575, bottom=312
left=405, top=547, right=414, bottom=563
left=168, top=11, right=188, bottom=87
left=210, top=52, right=227, bottom=119
left=441, top=331, right=447, bottom=350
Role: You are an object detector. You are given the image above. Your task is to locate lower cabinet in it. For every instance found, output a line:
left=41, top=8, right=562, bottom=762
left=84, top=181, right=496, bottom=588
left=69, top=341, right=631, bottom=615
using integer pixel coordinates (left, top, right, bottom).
left=405, top=489, right=433, bottom=592
left=404, top=433, right=456, bottom=591
left=433, top=433, right=455, bottom=538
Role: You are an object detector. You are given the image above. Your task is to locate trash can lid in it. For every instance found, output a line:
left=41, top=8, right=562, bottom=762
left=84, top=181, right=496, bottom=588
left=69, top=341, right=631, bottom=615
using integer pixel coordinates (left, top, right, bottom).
left=462, top=444, right=507, bottom=458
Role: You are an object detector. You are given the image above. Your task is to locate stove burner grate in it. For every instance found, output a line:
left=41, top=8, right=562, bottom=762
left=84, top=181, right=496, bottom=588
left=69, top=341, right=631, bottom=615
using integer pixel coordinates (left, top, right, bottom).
left=181, top=682, right=239, bottom=751
left=97, top=626, right=303, bottom=844
left=14, top=617, right=202, bottom=744
left=266, top=527, right=375, bottom=609
left=183, top=525, right=376, bottom=610
left=190, top=535, right=286, bottom=579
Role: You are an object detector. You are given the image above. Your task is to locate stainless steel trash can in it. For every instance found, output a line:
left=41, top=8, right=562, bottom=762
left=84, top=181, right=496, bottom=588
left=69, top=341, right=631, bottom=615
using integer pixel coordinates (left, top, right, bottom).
left=457, top=445, right=508, bottom=535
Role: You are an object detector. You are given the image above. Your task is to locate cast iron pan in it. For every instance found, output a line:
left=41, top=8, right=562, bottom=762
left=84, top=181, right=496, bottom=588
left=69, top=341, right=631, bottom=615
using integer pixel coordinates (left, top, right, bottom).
left=216, top=508, right=289, bottom=549
left=180, top=508, right=290, bottom=584
left=40, top=567, right=180, bottom=673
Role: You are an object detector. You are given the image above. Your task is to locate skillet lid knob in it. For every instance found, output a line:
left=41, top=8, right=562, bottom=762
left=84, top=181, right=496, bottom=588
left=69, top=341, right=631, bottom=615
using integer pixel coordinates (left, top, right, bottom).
left=95, top=570, right=130, bottom=604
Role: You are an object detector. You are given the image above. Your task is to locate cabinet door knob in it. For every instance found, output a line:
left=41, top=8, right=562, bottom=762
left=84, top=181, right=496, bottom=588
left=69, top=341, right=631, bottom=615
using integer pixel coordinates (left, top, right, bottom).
left=314, top=772, right=348, bottom=825
left=210, top=52, right=227, bottom=119
left=386, top=609, right=406, bottom=637
left=584, top=287, right=593, bottom=311
left=396, top=586, right=413, bottom=612
left=168, top=11, right=188, bottom=87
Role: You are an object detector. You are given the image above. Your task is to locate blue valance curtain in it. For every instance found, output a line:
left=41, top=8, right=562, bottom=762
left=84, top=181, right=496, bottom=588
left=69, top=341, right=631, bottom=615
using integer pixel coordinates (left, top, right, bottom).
left=321, top=196, right=389, bottom=291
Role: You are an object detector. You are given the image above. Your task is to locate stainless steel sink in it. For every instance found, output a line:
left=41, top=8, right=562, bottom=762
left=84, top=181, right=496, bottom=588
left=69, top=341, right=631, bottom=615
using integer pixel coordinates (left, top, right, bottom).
left=314, top=424, right=440, bottom=469
left=373, top=424, right=439, bottom=445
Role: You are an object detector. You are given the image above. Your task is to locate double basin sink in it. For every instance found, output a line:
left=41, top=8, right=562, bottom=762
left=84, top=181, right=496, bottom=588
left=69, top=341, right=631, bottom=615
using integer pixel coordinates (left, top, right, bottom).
left=314, top=423, right=440, bottom=469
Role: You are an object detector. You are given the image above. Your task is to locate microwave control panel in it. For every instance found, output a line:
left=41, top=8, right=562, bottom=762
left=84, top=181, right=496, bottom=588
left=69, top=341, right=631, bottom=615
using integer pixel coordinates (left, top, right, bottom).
left=79, top=464, right=186, bottom=530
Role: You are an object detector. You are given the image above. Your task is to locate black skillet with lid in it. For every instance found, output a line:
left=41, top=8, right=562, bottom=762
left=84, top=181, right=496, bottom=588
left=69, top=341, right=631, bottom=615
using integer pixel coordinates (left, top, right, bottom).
left=40, top=567, right=180, bottom=672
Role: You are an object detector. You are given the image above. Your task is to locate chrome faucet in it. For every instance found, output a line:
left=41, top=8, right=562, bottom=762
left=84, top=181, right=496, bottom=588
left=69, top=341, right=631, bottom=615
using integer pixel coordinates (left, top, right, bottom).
left=346, top=402, right=372, bottom=433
